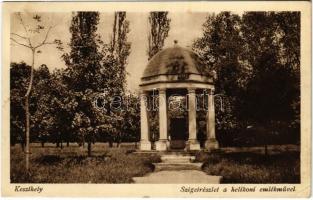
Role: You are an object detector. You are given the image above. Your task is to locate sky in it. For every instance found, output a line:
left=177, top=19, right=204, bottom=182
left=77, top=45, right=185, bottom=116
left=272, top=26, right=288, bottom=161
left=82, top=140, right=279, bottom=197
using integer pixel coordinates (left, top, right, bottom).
left=11, top=12, right=208, bottom=92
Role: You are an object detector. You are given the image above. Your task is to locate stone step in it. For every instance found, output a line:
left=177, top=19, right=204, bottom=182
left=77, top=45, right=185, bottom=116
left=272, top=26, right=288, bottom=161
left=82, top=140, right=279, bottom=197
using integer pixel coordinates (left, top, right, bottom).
left=161, top=151, right=195, bottom=156
left=161, top=155, right=195, bottom=158
left=161, top=155, right=195, bottom=163
left=161, top=158, right=194, bottom=163
left=153, top=162, right=202, bottom=171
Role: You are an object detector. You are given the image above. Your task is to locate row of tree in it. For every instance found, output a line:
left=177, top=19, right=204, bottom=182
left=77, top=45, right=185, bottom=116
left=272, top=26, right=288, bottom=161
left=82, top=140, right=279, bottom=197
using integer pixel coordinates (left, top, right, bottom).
left=11, top=12, right=143, bottom=155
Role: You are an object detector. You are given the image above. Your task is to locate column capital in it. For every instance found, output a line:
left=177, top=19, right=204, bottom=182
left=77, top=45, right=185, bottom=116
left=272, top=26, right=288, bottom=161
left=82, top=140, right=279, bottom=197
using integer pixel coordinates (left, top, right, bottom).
left=139, top=89, right=148, bottom=95
left=209, top=88, right=215, bottom=95
left=158, top=88, right=166, bottom=94
left=187, top=88, right=196, bottom=93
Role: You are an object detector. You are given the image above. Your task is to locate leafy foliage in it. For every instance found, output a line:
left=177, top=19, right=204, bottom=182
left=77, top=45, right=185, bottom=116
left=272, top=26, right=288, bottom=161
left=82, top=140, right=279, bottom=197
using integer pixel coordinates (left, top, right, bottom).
left=99, top=12, right=132, bottom=146
left=193, top=11, right=300, bottom=146
left=103, top=12, right=131, bottom=94
left=10, top=62, right=30, bottom=147
left=61, top=12, right=107, bottom=155
left=193, top=12, right=246, bottom=134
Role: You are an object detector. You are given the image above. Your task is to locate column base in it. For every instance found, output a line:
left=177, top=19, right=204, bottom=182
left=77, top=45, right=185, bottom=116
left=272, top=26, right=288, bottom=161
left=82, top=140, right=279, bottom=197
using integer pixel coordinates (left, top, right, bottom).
left=139, top=140, right=151, bottom=151
left=155, top=140, right=168, bottom=151
left=205, top=138, right=219, bottom=150
left=186, top=140, right=201, bottom=151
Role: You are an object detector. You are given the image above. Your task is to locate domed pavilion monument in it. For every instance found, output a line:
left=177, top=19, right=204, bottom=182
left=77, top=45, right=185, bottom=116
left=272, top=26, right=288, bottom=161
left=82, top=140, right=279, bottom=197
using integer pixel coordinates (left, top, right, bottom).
left=139, top=41, right=218, bottom=151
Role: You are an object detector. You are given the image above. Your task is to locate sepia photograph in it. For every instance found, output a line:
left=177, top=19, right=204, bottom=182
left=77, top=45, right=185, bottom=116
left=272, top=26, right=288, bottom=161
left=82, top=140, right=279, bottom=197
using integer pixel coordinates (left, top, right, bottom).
left=1, top=1, right=311, bottom=197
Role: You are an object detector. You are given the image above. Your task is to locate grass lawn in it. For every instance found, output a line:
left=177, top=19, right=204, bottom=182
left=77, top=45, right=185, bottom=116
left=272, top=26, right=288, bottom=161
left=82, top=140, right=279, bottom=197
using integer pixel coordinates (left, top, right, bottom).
left=11, top=143, right=300, bottom=183
left=11, top=143, right=160, bottom=183
left=196, top=145, right=300, bottom=183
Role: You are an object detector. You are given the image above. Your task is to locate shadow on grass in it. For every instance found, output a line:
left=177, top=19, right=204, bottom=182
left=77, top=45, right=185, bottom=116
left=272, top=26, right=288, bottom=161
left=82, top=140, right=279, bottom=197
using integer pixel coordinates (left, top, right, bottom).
left=35, top=153, right=112, bottom=165
left=11, top=147, right=161, bottom=183
left=35, top=155, right=64, bottom=165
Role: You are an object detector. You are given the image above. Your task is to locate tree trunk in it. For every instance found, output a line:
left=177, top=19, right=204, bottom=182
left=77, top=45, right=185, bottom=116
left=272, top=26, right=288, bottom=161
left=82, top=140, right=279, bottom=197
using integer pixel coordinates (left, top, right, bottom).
left=82, top=137, right=85, bottom=148
left=24, top=49, right=35, bottom=171
left=56, top=142, right=59, bottom=148
left=60, top=141, right=63, bottom=149
left=24, top=97, right=30, bottom=171
left=116, top=137, right=120, bottom=148
left=109, top=141, right=113, bottom=148
left=116, top=132, right=122, bottom=148
left=87, top=142, right=92, bottom=156
left=41, top=142, right=45, bottom=148
left=67, top=141, right=70, bottom=147
left=264, top=145, right=268, bottom=156
left=25, top=97, right=30, bottom=151
left=20, top=141, right=25, bottom=152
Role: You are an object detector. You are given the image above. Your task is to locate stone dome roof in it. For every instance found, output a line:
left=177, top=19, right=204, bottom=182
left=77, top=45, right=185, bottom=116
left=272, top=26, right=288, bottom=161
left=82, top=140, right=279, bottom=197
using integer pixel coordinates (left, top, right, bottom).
left=142, top=46, right=210, bottom=80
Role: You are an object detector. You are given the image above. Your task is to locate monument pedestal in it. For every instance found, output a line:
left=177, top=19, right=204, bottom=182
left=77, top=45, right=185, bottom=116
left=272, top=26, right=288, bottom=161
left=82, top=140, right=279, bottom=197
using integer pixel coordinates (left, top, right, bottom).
left=186, top=140, right=201, bottom=151
left=155, top=140, right=168, bottom=151
left=139, top=140, right=151, bottom=151
left=205, top=138, right=219, bottom=151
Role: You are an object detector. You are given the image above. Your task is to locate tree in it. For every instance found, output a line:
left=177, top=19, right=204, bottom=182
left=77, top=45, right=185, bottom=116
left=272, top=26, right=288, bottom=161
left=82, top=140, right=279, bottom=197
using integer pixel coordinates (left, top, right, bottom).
left=241, top=12, right=300, bottom=121
left=100, top=12, right=131, bottom=147
left=62, top=12, right=105, bottom=156
left=10, top=63, right=73, bottom=149
left=146, top=12, right=171, bottom=141
left=109, top=12, right=131, bottom=94
left=241, top=12, right=300, bottom=147
left=147, top=12, right=171, bottom=59
left=10, top=13, right=59, bottom=170
left=121, top=93, right=141, bottom=146
left=30, top=64, right=51, bottom=147
left=193, top=12, right=245, bottom=133
left=273, top=12, right=300, bottom=133
left=10, top=62, right=31, bottom=150
left=101, top=12, right=131, bottom=95
left=32, top=67, right=77, bottom=148
left=193, top=11, right=300, bottom=148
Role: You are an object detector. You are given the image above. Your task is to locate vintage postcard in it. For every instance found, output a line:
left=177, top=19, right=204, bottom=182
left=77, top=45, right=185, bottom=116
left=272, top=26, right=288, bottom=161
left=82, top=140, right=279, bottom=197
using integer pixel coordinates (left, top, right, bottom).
left=1, top=1, right=311, bottom=197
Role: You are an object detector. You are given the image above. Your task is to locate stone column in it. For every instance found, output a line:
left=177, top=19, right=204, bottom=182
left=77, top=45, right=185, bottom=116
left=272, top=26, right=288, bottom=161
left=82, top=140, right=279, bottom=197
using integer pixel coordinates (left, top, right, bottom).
left=155, top=88, right=168, bottom=151
left=186, top=88, right=200, bottom=150
left=205, top=88, right=219, bottom=150
left=139, top=91, right=151, bottom=151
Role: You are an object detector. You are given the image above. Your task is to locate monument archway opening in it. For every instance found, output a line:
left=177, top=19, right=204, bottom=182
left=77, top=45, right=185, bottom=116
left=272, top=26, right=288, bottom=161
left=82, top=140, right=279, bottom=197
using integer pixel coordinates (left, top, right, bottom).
left=168, top=89, right=188, bottom=149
